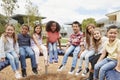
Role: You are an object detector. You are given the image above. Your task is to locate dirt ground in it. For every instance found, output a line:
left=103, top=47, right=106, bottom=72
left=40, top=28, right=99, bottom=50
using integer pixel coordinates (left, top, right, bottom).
left=0, top=56, right=88, bottom=80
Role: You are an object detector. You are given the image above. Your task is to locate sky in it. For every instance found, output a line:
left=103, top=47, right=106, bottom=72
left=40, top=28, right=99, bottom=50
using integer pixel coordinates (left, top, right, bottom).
left=0, top=0, right=120, bottom=26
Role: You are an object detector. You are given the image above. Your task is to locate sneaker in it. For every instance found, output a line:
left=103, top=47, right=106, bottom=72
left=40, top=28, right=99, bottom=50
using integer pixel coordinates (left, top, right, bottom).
left=75, top=68, right=82, bottom=76
left=57, top=65, right=65, bottom=71
left=32, top=68, right=38, bottom=75
left=22, top=69, right=27, bottom=77
left=68, top=67, right=75, bottom=74
left=15, top=72, right=22, bottom=79
left=82, top=68, right=89, bottom=77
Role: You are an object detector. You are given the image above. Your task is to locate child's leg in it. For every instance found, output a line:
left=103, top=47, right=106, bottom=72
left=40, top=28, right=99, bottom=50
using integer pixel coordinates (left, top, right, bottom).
left=48, top=43, right=54, bottom=63
left=10, top=51, right=20, bottom=70
left=84, top=50, right=95, bottom=68
left=32, top=46, right=41, bottom=70
left=62, top=45, right=75, bottom=65
left=19, top=47, right=27, bottom=69
left=40, top=45, right=48, bottom=65
left=99, top=59, right=117, bottom=80
left=94, top=58, right=109, bottom=79
left=53, top=42, right=58, bottom=62
left=32, top=46, right=40, bottom=64
left=6, top=52, right=17, bottom=71
left=72, top=46, right=80, bottom=68
left=25, top=46, right=37, bottom=68
left=78, top=50, right=88, bottom=68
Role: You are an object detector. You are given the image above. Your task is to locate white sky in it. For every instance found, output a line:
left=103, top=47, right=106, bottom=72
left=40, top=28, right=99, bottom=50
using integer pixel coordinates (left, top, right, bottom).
left=0, top=0, right=120, bottom=25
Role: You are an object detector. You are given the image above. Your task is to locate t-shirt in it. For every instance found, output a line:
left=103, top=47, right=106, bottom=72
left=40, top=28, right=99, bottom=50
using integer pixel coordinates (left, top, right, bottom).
left=104, top=38, right=120, bottom=60
left=47, top=31, right=60, bottom=43
left=18, top=33, right=31, bottom=47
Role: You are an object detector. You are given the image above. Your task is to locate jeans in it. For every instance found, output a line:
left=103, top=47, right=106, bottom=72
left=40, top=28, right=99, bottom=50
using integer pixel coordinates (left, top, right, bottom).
left=62, top=45, right=80, bottom=67
left=19, top=46, right=37, bottom=69
left=48, top=42, right=58, bottom=62
left=78, top=49, right=95, bottom=68
left=6, top=51, right=19, bottom=71
left=32, top=44, right=48, bottom=64
left=94, top=58, right=117, bottom=80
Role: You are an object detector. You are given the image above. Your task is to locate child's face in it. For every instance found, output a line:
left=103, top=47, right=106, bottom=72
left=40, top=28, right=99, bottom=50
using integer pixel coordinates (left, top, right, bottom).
left=51, top=23, right=57, bottom=32
left=107, top=28, right=118, bottom=41
left=93, top=30, right=101, bottom=40
left=6, top=26, right=15, bottom=37
left=21, top=26, right=29, bottom=35
left=87, top=26, right=94, bottom=34
left=72, top=24, right=80, bottom=34
left=35, top=26, right=41, bottom=34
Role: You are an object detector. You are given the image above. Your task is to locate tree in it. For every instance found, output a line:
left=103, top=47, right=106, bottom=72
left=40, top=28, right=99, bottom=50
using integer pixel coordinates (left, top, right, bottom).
left=0, top=14, right=6, bottom=35
left=1, top=0, right=19, bottom=23
left=81, top=18, right=96, bottom=32
left=24, top=0, right=41, bottom=27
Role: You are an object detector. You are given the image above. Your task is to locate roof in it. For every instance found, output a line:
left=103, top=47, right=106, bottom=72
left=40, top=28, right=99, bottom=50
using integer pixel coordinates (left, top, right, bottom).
left=106, top=10, right=120, bottom=16
left=11, top=14, right=46, bottom=24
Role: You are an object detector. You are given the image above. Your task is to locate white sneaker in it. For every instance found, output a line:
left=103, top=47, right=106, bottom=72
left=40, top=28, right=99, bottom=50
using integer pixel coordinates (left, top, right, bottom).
left=57, top=65, right=65, bottom=71
left=15, top=72, right=22, bottom=79
left=68, top=67, right=75, bottom=75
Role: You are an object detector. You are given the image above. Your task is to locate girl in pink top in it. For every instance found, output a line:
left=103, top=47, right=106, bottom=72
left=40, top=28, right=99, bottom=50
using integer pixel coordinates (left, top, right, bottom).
left=46, top=21, right=61, bottom=64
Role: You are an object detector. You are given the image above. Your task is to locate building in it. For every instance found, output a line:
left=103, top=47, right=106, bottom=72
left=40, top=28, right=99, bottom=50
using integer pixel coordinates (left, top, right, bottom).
left=97, top=10, right=120, bottom=28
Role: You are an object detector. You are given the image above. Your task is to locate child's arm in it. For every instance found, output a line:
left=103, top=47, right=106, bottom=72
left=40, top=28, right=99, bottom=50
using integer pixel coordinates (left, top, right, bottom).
left=97, top=50, right=107, bottom=62
left=0, top=36, right=5, bottom=61
left=78, top=45, right=85, bottom=58
left=32, top=35, right=42, bottom=52
left=58, top=38, right=61, bottom=50
left=115, top=42, right=120, bottom=72
left=115, top=53, right=120, bottom=72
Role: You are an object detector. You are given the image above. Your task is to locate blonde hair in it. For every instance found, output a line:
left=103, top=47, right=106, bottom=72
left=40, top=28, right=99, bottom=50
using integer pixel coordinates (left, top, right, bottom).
left=92, top=28, right=102, bottom=52
left=2, top=24, right=17, bottom=45
left=85, top=23, right=95, bottom=49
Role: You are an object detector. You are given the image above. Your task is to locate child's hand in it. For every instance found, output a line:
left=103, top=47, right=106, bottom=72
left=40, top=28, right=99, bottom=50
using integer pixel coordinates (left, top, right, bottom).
left=39, top=47, right=43, bottom=53
left=0, top=58, right=5, bottom=62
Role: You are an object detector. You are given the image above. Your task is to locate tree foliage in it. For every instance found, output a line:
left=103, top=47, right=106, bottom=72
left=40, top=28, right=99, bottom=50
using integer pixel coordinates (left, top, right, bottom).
left=24, top=0, right=41, bottom=27
left=0, top=14, right=6, bottom=35
left=81, top=18, right=96, bottom=32
left=1, top=0, right=19, bottom=23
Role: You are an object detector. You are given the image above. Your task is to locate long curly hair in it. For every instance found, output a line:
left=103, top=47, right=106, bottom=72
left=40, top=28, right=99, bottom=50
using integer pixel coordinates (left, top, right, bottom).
left=92, top=28, right=102, bottom=52
left=46, top=21, right=61, bottom=32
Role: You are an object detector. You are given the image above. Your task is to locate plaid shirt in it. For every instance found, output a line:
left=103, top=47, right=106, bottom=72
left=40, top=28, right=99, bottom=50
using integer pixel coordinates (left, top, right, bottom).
left=68, top=31, right=84, bottom=46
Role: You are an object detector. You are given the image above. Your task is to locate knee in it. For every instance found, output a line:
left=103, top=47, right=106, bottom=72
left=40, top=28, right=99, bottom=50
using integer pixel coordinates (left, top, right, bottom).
left=94, top=64, right=99, bottom=70
left=8, top=57, right=14, bottom=61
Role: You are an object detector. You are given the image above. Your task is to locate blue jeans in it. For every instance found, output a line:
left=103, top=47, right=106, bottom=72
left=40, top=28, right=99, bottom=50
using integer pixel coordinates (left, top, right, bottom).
left=19, top=46, right=37, bottom=69
left=78, top=50, right=95, bottom=68
left=48, top=42, right=58, bottom=63
left=6, top=51, right=19, bottom=71
left=94, top=58, right=117, bottom=80
left=62, top=45, right=80, bottom=67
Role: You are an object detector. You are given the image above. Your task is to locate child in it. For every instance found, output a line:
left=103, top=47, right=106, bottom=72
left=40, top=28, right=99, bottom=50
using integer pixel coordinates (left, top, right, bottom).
left=18, top=24, right=38, bottom=77
left=46, top=21, right=61, bottom=63
left=31, top=24, right=48, bottom=70
left=87, top=28, right=108, bottom=80
left=0, top=24, right=21, bottom=79
left=57, top=21, right=84, bottom=74
left=76, top=24, right=95, bottom=76
left=93, top=25, right=120, bottom=80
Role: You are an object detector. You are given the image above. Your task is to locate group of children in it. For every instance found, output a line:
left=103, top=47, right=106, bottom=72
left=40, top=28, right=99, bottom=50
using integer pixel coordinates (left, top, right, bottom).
left=0, top=20, right=120, bottom=80
left=57, top=21, right=120, bottom=80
